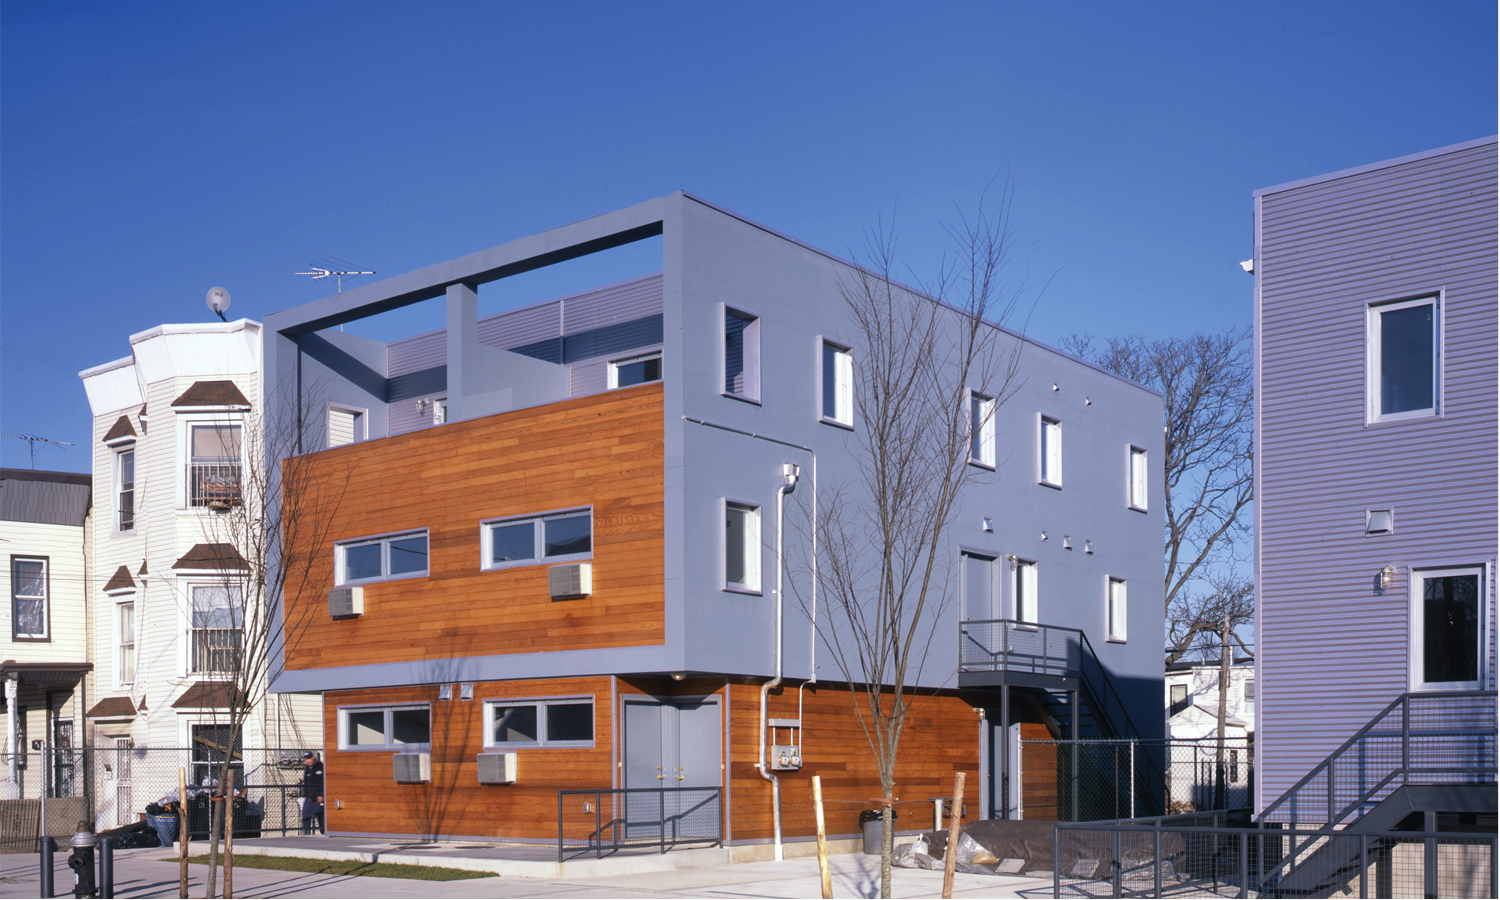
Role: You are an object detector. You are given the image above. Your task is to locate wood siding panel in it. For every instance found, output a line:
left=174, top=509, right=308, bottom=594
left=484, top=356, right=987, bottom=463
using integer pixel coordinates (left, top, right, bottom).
left=285, top=385, right=665, bottom=670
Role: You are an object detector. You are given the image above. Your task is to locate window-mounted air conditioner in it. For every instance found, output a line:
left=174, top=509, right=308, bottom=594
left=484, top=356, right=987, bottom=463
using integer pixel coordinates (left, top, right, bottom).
left=549, top=563, right=592, bottom=600
left=328, top=586, right=364, bottom=618
left=476, top=752, right=517, bottom=785
left=392, top=752, right=430, bottom=783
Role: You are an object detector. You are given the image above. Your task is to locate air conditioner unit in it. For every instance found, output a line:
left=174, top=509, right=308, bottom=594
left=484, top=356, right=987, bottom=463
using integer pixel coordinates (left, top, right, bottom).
left=328, top=586, right=364, bottom=618
left=476, top=752, right=517, bottom=785
left=548, top=563, right=592, bottom=600
left=392, top=752, right=430, bottom=783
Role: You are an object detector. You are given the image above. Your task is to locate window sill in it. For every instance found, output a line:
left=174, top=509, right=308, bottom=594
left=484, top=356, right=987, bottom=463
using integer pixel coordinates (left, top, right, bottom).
left=111, top=529, right=137, bottom=538
left=1039, top=480, right=1062, bottom=490
left=819, top=416, right=854, bottom=431
left=482, top=555, right=592, bottom=573
left=1106, top=637, right=1127, bottom=644
left=337, top=571, right=429, bottom=589
left=12, top=635, right=51, bottom=643
left=723, top=585, right=762, bottom=596
left=968, top=460, right=996, bottom=471
left=485, top=742, right=595, bottom=751
left=338, top=745, right=433, bottom=753
left=1366, top=410, right=1439, bottom=427
left=721, top=392, right=762, bottom=406
left=1127, top=504, right=1147, bottom=513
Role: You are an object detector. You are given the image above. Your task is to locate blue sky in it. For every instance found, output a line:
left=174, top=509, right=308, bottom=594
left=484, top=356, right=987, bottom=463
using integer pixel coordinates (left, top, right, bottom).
left=2, top=2, right=1494, bottom=473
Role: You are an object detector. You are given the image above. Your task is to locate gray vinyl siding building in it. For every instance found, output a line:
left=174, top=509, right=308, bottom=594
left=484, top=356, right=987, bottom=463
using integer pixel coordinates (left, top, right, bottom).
left=1252, top=137, right=1498, bottom=813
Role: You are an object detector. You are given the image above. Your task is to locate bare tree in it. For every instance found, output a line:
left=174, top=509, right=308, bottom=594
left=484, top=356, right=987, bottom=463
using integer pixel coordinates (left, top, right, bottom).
left=186, top=386, right=351, bottom=897
left=811, top=197, right=1026, bottom=899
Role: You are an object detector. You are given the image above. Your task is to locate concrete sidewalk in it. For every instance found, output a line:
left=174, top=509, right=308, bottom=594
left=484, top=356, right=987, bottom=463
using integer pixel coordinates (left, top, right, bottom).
left=0, top=842, right=1058, bottom=898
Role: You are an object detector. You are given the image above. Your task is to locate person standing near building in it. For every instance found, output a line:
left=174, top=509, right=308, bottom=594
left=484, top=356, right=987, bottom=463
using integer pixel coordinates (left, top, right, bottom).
left=300, top=751, right=324, bottom=834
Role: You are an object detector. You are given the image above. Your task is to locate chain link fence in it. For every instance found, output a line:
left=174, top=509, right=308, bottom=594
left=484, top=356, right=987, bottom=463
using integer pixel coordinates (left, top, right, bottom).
left=1021, top=737, right=1253, bottom=823
left=0, top=747, right=317, bottom=852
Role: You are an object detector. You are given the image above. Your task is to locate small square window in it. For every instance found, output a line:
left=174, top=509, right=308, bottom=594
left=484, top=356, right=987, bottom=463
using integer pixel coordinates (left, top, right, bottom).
left=724, top=501, right=762, bottom=593
left=724, top=308, right=761, bottom=402
left=1368, top=296, right=1437, bottom=422
left=1128, top=447, right=1148, bottom=511
left=1040, top=417, right=1062, bottom=487
left=337, top=531, right=429, bottom=585
left=969, top=393, right=996, bottom=468
left=1107, top=577, right=1127, bottom=642
left=821, top=341, right=853, bottom=426
left=483, top=510, right=592, bottom=570
left=609, top=352, right=662, bottom=389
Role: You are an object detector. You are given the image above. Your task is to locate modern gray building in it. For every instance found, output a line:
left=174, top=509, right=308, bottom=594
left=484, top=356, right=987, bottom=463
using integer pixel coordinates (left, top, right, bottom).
left=1252, top=138, right=1497, bottom=824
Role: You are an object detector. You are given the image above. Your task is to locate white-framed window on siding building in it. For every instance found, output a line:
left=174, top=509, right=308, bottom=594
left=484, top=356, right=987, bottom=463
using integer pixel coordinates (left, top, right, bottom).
left=115, top=447, right=136, bottom=532
left=1128, top=446, right=1148, bottom=511
left=339, top=704, right=432, bottom=751
left=187, top=583, right=243, bottom=676
left=336, top=530, right=429, bottom=585
left=1410, top=566, right=1482, bottom=691
left=724, top=500, right=762, bottom=594
left=609, top=352, right=662, bottom=389
left=184, top=420, right=243, bottom=510
left=1040, top=416, right=1062, bottom=487
left=116, top=596, right=136, bottom=685
left=11, top=556, right=48, bottom=641
left=820, top=340, right=853, bottom=427
left=723, top=307, right=761, bottom=402
left=1107, top=577, right=1127, bottom=642
left=969, top=393, right=996, bottom=468
left=1368, top=295, right=1438, bottom=422
left=1013, top=558, right=1037, bottom=624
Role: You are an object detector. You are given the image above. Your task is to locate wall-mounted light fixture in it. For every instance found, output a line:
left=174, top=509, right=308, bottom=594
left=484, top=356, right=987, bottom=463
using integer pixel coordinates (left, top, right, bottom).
left=416, top=398, right=429, bottom=416
left=1378, top=565, right=1396, bottom=591
left=670, top=672, right=687, bottom=681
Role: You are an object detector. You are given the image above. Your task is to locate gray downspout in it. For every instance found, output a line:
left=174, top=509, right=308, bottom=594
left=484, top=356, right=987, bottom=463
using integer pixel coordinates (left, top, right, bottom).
left=757, top=464, right=798, bottom=861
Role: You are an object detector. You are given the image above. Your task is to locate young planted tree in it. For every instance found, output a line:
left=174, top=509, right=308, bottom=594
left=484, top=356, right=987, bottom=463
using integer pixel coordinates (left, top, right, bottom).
left=186, top=387, right=351, bottom=897
left=813, top=199, right=1026, bottom=899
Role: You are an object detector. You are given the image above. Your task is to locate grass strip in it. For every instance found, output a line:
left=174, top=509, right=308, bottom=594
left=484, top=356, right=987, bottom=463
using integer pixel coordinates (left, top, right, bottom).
left=172, top=853, right=491, bottom=881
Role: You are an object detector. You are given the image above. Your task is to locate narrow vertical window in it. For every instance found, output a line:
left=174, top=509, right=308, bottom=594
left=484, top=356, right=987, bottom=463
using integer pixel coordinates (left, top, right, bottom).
left=1170, top=684, right=1189, bottom=716
left=1413, top=567, right=1481, bottom=689
left=328, top=407, right=363, bottom=448
left=724, top=501, right=761, bottom=593
left=1243, top=678, right=1255, bottom=703
left=821, top=341, right=853, bottom=426
left=1014, top=559, right=1037, bottom=624
left=1040, top=417, right=1062, bottom=486
left=1107, top=577, right=1127, bottom=642
left=1369, top=296, right=1437, bottom=421
left=116, top=448, right=136, bottom=531
left=11, top=557, right=48, bottom=640
left=969, top=393, right=996, bottom=468
left=118, top=599, right=136, bottom=684
left=1128, top=447, right=1148, bottom=510
left=961, top=552, right=996, bottom=620
left=723, top=308, right=761, bottom=402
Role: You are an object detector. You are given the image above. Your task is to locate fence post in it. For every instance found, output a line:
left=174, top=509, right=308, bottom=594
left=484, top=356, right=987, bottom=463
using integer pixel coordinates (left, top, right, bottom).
left=595, top=790, right=602, bottom=861
left=1053, top=826, right=1060, bottom=898
left=660, top=788, right=666, bottom=855
left=1153, top=828, right=1162, bottom=898
left=1423, top=812, right=1437, bottom=900
left=1237, top=829, right=1247, bottom=899
left=1111, top=830, right=1122, bottom=898
left=38, top=834, right=54, bottom=898
left=1401, top=696, right=1410, bottom=788
left=1129, top=741, right=1136, bottom=820
left=1359, top=833, right=1367, bottom=899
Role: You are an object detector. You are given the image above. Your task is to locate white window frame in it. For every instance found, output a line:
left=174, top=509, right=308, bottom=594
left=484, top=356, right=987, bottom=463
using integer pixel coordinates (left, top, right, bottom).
left=723, top=499, right=762, bottom=594
left=326, top=403, right=367, bottom=448
left=176, top=412, right=246, bottom=511
left=108, top=590, right=136, bottom=687
left=10, top=556, right=48, bottom=641
left=483, top=696, right=596, bottom=749
left=819, top=339, right=854, bottom=428
left=337, top=703, right=433, bottom=751
left=1366, top=294, right=1440, bottom=423
left=1107, top=577, right=1127, bottom=642
left=1013, top=558, right=1038, bottom=624
left=969, top=393, right=996, bottom=469
left=180, top=580, right=245, bottom=678
left=1409, top=565, right=1485, bottom=691
left=1244, top=678, right=1255, bottom=704
left=1039, top=416, right=1062, bottom=487
left=481, top=508, right=593, bottom=571
left=1128, top=446, right=1148, bottom=511
left=335, top=529, right=430, bottom=586
left=433, top=397, right=448, bottom=425
left=113, top=446, right=137, bottom=534
left=722, top=305, right=761, bottom=403
left=608, top=351, right=663, bottom=390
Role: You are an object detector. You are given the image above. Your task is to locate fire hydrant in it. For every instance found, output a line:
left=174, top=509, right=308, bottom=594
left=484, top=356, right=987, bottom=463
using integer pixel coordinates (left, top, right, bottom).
left=67, top=822, right=97, bottom=898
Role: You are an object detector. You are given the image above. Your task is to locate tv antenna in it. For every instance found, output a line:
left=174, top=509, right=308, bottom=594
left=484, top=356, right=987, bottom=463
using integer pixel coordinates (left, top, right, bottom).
left=296, top=260, right=375, bottom=294
left=1, top=434, right=74, bottom=469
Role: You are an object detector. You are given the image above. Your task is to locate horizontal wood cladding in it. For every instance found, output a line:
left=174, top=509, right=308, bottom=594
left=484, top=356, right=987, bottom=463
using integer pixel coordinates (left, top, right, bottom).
left=323, top=677, right=616, bottom=840
left=284, top=385, right=665, bottom=670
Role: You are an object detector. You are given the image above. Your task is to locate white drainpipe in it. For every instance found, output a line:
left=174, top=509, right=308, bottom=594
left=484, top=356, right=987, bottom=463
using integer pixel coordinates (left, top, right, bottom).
left=757, top=463, right=799, bottom=861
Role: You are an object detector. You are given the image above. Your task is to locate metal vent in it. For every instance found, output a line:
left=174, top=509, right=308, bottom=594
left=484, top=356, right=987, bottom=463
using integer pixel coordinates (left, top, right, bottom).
left=476, top=752, right=517, bottom=785
left=548, top=563, right=593, bottom=600
left=328, top=586, right=364, bottom=618
left=392, top=752, right=430, bottom=783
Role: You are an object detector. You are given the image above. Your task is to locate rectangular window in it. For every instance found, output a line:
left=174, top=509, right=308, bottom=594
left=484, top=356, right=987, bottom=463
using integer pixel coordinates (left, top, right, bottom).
left=337, top=531, right=429, bottom=585
left=1244, top=678, right=1255, bottom=703
left=11, top=557, right=48, bottom=640
left=433, top=398, right=448, bottom=425
left=186, top=422, right=242, bottom=508
left=962, top=552, right=996, bottom=620
left=191, top=723, right=244, bottom=791
left=1013, top=558, right=1037, bottom=624
left=1040, top=417, right=1062, bottom=486
left=1128, top=446, right=1148, bottom=510
left=724, top=501, right=762, bottom=593
left=328, top=407, right=364, bottom=448
left=340, top=705, right=432, bottom=750
left=1170, top=684, right=1189, bottom=716
left=117, top=599, right=136, bottom=684
left=609, top=352, right=662, bottom=389
left=1412, top=567, right=1482, bottom=689
left=483, top=510, right=591, bottom=569
left=188, top=584, right=243, bottom=674
left=116, top=449, right=136, bottom=531
left=1369, top=296, right=1437, bottom=421
left=486, top=698, right=594, bottom=748
left=723, top=308, right=761, bottom=401
left=969, top=393, right=996, bottom=468
left=821, top=341, right=853, bottom=426
left=1108, top=578, right=1127, bottom=642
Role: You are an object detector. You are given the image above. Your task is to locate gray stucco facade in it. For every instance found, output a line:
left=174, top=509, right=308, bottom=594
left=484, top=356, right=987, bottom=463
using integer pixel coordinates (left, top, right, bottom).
left=264, top=192, right=1166, bottom=742
left=1252, top=138, right=1499, bottom=813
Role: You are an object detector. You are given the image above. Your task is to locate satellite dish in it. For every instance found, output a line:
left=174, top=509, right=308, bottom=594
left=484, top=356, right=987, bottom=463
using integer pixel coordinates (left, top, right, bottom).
left=206, top=286, right=232, bottom=321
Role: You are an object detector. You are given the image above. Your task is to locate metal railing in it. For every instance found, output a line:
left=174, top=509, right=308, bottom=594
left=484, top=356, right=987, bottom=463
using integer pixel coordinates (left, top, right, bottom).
left=1053, top=818, right=1497, bottom=898
left=186, top=463, right=242, bottom=508
left=189, top=628, right=244, bottom=674
left=1258, top=690, right=1496, bottom=828
left=558, top=787, right=722, bottom=861
left=1022, top=737, right=1253, bottom=823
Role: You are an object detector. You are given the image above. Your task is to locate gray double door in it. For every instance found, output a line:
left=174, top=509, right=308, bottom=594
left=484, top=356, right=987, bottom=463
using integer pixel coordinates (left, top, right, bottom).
left=623, top=697, right=721, bottom=839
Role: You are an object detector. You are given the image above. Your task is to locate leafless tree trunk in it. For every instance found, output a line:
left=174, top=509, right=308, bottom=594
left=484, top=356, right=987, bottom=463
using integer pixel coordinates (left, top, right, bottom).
left=189, top=383, right=351, bottom=897
left=810, top=195, right=1027, bottom=899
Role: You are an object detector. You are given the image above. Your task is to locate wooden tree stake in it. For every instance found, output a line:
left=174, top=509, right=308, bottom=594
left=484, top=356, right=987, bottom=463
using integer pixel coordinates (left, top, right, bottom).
left=813, top=776, right=832, bottom=899
left=941, top=771, right=966, bottom=900
left=178, top=767, right=188, bottom=899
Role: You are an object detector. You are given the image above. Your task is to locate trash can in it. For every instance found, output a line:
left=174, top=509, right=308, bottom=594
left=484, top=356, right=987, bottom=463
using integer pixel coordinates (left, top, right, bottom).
left=860, top=809, right=896, bottom=855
